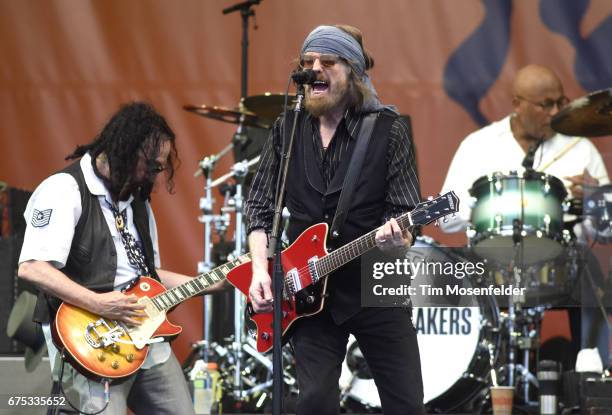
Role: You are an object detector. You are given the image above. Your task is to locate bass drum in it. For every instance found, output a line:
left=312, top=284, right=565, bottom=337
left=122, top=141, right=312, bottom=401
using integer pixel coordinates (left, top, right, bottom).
left=339, top=237, right=500, bottom=413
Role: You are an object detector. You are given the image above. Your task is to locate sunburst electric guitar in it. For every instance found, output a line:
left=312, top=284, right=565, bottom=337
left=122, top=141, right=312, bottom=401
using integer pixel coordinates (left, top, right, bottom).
left=53, top=191, right=457, bottom=380
left=226, top=191, right=459, bottom=353
left=53, top=255, right=253, bottom=381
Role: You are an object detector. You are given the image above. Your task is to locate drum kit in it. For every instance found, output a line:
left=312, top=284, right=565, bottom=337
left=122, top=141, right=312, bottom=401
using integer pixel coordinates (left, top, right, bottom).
left=183, top=87, right=611, bottom=413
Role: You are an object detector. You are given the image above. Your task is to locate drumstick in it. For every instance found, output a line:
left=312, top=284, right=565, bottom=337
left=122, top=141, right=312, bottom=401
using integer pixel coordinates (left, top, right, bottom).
left=536, top=137, right=581, bottom=171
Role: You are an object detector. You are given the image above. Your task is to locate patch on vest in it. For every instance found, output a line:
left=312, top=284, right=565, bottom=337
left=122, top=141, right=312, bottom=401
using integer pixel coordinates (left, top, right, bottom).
left=31, top=208, right=52, bottom=227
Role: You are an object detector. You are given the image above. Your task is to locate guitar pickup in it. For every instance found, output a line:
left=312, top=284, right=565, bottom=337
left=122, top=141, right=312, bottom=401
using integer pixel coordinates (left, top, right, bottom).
left=308, top=256, right=320, bottom=284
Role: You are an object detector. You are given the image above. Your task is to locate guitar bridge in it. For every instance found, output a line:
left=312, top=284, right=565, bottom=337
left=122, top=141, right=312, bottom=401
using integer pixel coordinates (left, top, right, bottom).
left=285, top=268, right=300, bottom=295
left=84, top=319, right=126, bottom=349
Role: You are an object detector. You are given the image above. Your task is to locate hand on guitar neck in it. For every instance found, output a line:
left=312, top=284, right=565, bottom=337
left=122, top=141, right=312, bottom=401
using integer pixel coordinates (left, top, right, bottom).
left=374, top=217, right=413, bottom=250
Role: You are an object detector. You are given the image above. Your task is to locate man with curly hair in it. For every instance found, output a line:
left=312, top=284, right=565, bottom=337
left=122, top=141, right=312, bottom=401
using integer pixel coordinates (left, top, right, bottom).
left=18, top=102, right=220, bottom=414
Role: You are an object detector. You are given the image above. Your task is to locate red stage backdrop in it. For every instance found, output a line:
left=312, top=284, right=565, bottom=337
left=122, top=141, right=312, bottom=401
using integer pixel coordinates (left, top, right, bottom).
left=1, top=0, right=611, bottom=360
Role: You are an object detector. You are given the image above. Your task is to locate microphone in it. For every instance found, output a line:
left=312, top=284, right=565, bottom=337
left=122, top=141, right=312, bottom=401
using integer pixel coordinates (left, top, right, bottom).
left=291, top=69, right=317, bottom=85
left=522, top=139, right=543, bottom=172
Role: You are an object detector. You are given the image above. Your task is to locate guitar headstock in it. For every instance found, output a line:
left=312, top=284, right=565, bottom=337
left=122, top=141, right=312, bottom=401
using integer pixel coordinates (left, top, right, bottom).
left=410, top=191, right=460, bottom=226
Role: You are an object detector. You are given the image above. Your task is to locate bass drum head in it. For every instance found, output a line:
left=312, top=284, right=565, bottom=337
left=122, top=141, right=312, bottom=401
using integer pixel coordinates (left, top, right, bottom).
left=339, top=237, right=500, bottom=413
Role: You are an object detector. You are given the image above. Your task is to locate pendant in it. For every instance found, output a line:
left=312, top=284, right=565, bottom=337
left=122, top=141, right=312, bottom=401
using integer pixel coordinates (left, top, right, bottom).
left=115, top=214, right=124, bottom=231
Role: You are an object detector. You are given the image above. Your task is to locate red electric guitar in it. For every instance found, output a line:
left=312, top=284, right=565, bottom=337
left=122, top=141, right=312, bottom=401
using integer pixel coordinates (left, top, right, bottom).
left=226, top=191, right=459, bottom=353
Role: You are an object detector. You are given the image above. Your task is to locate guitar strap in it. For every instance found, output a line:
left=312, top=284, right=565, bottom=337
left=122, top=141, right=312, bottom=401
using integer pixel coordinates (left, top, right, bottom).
left=329, top=112, right=379, bottom=241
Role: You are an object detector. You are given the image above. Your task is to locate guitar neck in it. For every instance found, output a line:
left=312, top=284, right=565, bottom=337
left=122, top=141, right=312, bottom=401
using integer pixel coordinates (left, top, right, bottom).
left=315, top=211, right=415, bottom=277
left=150, top=253, right=252, bottom=312
left=315, top=192, right=456, bottom=277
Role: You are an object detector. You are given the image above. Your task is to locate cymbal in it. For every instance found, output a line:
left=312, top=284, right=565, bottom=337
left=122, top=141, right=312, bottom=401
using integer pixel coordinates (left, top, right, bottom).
left=183, top=104, right=270, bottom=129
left=242, top=93, right=295, bottom=122
left=551, top=88, right=612, bottom=137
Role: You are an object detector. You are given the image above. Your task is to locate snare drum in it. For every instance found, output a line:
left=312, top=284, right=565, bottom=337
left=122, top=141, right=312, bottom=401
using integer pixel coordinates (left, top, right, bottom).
left=469, top=171, right=568, bottom=265
left=339, top=239, right=500, bottom=413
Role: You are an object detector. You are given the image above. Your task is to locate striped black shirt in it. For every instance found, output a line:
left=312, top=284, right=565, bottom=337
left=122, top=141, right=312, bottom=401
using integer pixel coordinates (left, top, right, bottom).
left=245, top=110, right=421, bottom=235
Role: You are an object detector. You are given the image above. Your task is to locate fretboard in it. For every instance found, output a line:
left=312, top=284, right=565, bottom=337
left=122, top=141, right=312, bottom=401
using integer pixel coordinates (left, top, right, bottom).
left=149, top=253, right=252, bottom=312
left=315, top=204, right=439, bottom=277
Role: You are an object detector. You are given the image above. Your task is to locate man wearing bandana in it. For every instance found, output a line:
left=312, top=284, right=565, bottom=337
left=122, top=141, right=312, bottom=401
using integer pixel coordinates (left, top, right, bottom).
left=246, top=25, right=424, bottom=414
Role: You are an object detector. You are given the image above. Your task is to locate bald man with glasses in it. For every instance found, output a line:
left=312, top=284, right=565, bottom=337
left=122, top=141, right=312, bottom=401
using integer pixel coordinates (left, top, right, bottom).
left=441, top=64, right=608, bottom=234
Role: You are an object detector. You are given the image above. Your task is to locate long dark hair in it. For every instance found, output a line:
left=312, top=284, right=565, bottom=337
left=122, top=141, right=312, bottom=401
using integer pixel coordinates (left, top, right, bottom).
left=66, top=102, right=179, bottom=199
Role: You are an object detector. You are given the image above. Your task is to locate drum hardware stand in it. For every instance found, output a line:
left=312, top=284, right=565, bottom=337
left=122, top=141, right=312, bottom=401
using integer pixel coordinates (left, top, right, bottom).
left=201, top=155, right=251, bottom=398
left=515, top=307, right=541, bottom=405
left=221, top=337, right=298, bottom=400
left=192, top=112, right=251, bottom=361
left=500, top=219, right=540, bottom=406
left=228, top=158, right=249, bottom=398
left=195, top=147, right=234, bottom=362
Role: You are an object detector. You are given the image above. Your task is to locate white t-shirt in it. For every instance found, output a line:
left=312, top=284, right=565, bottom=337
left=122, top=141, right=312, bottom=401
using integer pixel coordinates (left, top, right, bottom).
left=440, top=115, right=610, bottom=233
left=19, top=152, right=169, bottom=368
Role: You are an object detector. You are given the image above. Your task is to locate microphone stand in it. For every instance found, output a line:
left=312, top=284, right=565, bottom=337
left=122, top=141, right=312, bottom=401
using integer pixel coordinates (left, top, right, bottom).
left=268, top=85, right=305, bottom=415
left=222, top=0, right=262, bottom=99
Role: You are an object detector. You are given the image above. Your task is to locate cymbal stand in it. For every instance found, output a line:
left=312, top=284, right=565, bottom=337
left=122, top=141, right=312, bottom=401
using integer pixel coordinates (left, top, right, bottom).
left=221, top=338, right=298, bottom=400
left=517, top=307, right=542, bottom=403
left=196, top=148, right=233, bottom=361
left=503, top=219, right=538, bottom=406
left=229, top=158, right=250, bottom=398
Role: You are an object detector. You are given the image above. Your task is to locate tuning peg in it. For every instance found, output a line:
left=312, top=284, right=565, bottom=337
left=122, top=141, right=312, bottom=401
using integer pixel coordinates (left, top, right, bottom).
left=443, top=216, right=449, bottom=223
left=434, top=219, right=440, bottom=227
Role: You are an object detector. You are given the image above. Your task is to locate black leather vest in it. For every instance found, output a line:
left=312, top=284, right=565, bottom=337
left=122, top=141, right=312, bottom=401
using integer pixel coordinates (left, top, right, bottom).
left=34, top=159, right=159, bottom=323
left=285, top=110, right=397, bottom=323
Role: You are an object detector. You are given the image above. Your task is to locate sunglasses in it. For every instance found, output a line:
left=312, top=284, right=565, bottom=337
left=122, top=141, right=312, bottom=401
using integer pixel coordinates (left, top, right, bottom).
left=147, top=160, right=166, bottom=174
left=299, top=54, right=342, bottom=70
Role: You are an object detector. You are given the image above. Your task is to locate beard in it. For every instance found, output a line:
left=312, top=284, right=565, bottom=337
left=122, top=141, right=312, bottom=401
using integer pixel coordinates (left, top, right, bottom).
left=117, top=175, right=156, bottom=201
left=304, top=77, right=351, bottom=117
